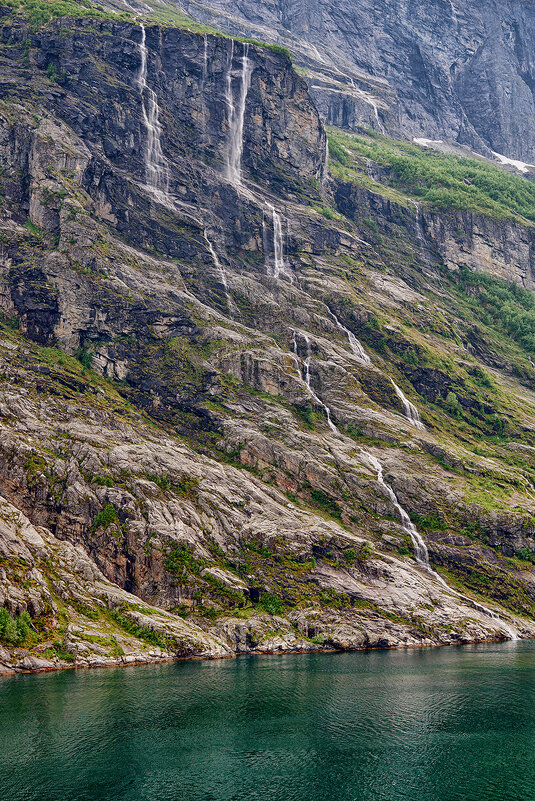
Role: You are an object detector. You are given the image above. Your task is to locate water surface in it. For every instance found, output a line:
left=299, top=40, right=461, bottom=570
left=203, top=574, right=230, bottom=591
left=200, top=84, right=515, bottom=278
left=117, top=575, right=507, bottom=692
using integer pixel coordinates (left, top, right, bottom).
left=1, top=641, right=535, bottom=801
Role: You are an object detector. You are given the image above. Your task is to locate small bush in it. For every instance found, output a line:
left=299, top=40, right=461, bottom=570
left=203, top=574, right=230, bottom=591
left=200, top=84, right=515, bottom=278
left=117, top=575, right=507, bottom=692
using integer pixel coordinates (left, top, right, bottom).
left=257, top=592, right=283, bottom=616
left=0, top=608, right=31, bottom=645
left=75, top=346, right=92, bottom=370
left=92, top=503, right=119, bottom=531
left=309, top=488, right=342, bottom=520
left=516, top=547, right=534, bottom=563
left=164, top=543, right=206, bottom=575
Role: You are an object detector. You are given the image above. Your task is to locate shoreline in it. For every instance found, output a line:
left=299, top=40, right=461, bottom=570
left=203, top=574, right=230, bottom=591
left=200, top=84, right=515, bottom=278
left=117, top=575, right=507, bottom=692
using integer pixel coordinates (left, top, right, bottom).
left=0, top=632, right=519, bottom=678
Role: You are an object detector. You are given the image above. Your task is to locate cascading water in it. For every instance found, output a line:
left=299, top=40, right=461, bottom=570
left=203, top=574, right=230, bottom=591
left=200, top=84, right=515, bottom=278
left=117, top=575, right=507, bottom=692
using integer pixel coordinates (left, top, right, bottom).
left=203, top=231, right=236, bottom=315
left=348, top=77, right=384, bottom=133
left=202, top=34, right=208, bottom=81
left=201, top=34, right=209, bottom=147
left=288, top=335, right=516, bottom=637
left=292, top=331, right=339, bottom=434
left=329, top=311, right=371, bottom=365
left=361, top=451, right=517, bottom=639
left=137, top=24, right=169, bottom=196
left=414, top=202, right=432, bottom=267
left=391, top=381, right=425, bottom=430
left=362, top=452, right=429, bottom=563
left=264, top=202, right=286, bottom=278
left=328, top=310, right=424, bottom=428
left=225, top=41, right=252, bottom=185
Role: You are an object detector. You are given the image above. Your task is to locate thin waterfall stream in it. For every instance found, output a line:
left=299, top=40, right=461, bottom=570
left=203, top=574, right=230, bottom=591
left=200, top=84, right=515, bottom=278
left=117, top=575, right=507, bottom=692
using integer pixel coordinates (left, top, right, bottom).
left=361, top=451, right=517, bottom=639
left=391, top=380, right=425, bottom=429
left=203, top=231, right=236, bottom=315
left=137, top=24, right=169, bottom=197
left=291, top=330, right=339, bottom=434
left=225, top=41, right=252, bottom=185
left=291, top=328, right=516, bottom=639
left=329, top=310, right=372, bottom=365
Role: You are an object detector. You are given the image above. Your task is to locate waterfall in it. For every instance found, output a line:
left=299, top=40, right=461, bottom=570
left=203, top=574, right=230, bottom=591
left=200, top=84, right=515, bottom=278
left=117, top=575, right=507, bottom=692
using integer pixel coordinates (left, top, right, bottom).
left=329, top=311, right=371, bottom=365
left=349, top=78, right=384, bottom=134
left=202, top=34, right=209, bottom=147
left=361, top=451, right=518, bottom=640
left=264, top=202, right=286, bottom=278
left=414, top=202, right=431, bottom=266
left=329, top=309, right=424, bottom=428
left=292, top=331, right=339, bottom=434
left=225, top=41, right=252, bottom=185
left=203, top=231, right=236, bottom=315
left=391, top=381, right=425, bottom=430
left=137, top=24, right=169, bottom=195
left=362, top=452, right=429, bottom=563
left=202, top=34, right=208, bottom=81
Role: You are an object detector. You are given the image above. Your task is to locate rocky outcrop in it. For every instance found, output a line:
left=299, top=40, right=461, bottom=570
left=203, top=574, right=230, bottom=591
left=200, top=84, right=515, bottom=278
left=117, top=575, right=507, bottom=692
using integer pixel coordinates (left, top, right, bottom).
left=168, top=0, right=535, bottom=162
left=334, top=179, right=535, bottom=290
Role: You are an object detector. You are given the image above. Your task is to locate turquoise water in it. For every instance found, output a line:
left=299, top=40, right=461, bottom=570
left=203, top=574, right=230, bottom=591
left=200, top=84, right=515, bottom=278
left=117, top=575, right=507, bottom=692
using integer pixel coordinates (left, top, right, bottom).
left=1, top=641, right=535, bottom=800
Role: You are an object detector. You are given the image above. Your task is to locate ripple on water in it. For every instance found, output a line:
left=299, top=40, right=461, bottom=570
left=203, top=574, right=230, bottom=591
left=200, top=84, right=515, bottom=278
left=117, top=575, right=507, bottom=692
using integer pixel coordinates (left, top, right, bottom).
left=1, top=642, right=535, bottom=801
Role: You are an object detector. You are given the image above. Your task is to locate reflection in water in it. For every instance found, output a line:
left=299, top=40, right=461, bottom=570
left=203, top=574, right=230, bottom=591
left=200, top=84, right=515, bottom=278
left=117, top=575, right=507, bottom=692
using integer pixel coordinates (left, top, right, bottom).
left=1, top=641, right=534, bottom=801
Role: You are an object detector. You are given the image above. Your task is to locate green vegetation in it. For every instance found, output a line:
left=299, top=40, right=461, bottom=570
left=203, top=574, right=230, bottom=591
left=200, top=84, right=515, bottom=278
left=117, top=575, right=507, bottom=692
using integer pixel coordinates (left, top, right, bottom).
left=236, top=37, right=292, bottom=60
left=292, top=404, right=315, bottom=429
left=44, top=640, right=75, bottom=662
left=452, top=264, right=535, bottom=353
left=75, top=346, right=92, bottom=370
left=3, top=0, right=130, bottom=27
left=256, top=592, right=284, bottom=616
left=309, top=488, right=342, bottom=520
left=23, top=220, right=42, bottom=236
left=516, top=547, right=535, bottom=563
left=164, top=543, right=206, bottom=576
left=109, top=608, right=169, bottom=650
left=327, top=128, right=535, bottom=224
left=46, top=62, right=57, bottom=81
left=0, top=608, right=31, bottom=645
left=92, top=502, right=119, bottom=531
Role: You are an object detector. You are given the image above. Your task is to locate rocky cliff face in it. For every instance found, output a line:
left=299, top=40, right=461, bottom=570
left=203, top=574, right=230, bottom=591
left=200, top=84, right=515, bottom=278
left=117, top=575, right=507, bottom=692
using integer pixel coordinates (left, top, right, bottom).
left=335, top=181, right=535, bottom=291
left=2, top=8, right=535, bottom=673
left=167, top=0, right=535, bottom=163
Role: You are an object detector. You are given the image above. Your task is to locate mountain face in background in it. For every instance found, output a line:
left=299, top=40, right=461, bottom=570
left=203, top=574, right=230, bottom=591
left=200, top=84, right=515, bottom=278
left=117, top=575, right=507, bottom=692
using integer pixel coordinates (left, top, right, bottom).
left=160, top=0, right=535, bottom=162
left=3, top=0, right=535, bottom=673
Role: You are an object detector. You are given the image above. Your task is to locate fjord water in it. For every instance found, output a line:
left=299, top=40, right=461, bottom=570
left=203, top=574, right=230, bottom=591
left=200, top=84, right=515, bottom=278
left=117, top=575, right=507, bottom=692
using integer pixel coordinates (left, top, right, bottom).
left=2, top=642, right=535, bottom=801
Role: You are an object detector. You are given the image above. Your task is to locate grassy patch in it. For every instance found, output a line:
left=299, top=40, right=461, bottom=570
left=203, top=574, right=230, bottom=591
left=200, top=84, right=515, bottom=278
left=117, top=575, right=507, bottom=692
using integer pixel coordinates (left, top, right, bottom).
left=328, top=128, right=535, bottom=224
left=4, top=0, right=130, bottom=27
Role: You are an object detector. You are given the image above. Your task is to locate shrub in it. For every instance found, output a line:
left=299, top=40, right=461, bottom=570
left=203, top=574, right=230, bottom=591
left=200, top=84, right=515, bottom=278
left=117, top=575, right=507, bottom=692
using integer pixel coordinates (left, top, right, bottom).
left=75, top=346, right=92, bottom=370
left=164, top=543, right=205, bottom=575
left=344, top=548, right=357, bottom=563
left=516, top=547, right=534, bottom=563
left=0, top=608, right=31, bottom=645
left=357, top=542, right=373, bottom=561
left=92, top=502, right=119, bottom=531
left=309, top=487, right=342, bottom=519
left=257, top=592, right=283, bottom=616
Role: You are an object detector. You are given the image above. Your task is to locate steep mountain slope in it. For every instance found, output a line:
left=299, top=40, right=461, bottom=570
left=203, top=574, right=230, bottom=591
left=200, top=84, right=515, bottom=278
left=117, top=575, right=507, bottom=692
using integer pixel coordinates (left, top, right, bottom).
left=2, top=4, right=535, bottom=672
left=132, top=0, right=535, bottom=164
